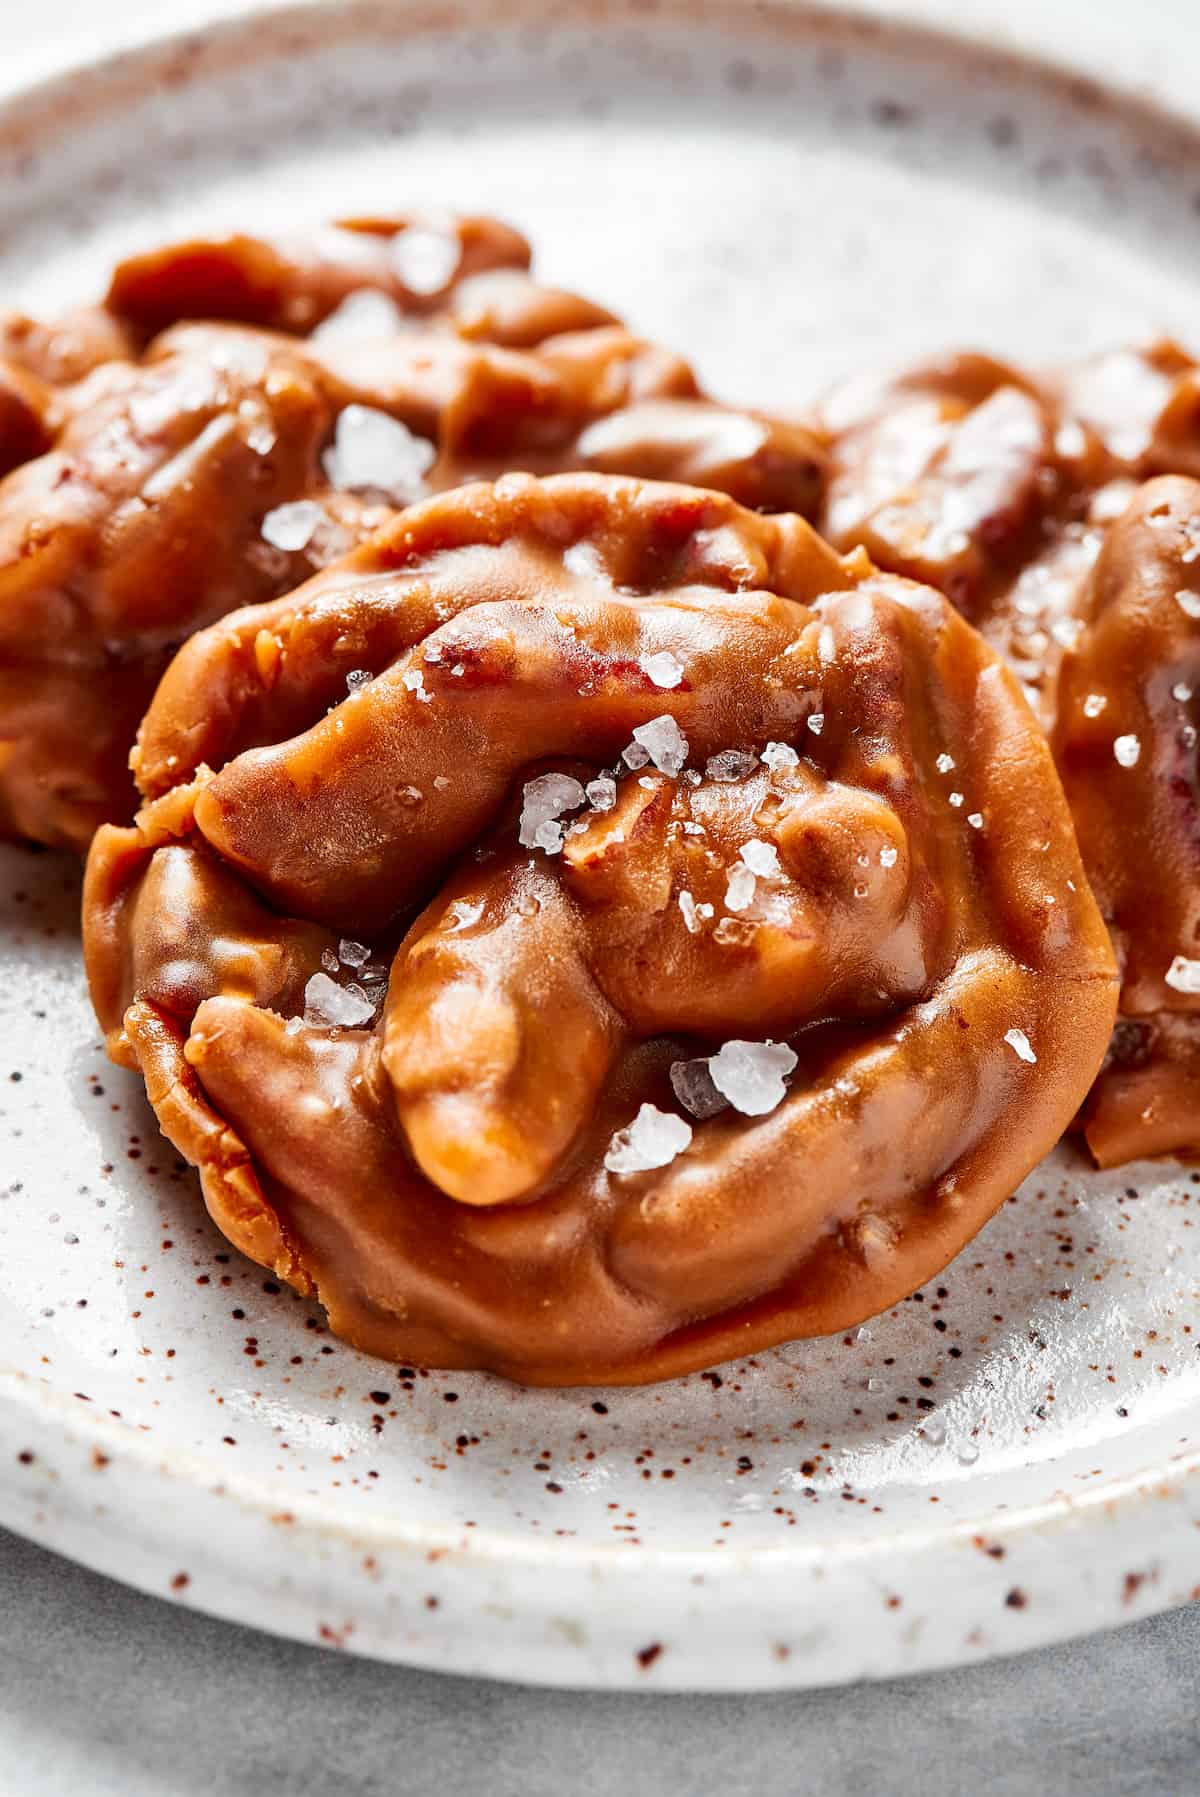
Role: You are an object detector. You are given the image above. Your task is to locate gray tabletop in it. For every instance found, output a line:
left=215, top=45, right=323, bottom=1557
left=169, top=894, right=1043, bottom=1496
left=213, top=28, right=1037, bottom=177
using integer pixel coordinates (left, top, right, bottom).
left=0, top=1526, right=1195, bottom=1796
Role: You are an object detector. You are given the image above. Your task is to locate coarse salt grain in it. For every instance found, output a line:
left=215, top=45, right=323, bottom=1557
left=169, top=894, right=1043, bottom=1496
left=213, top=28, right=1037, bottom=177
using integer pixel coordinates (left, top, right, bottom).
left=391, top=226, right=462, bottom=294
left=669, top=1057, right=728, bottom=1119
left=1004, top=1027, right=1037, bottom=1064
left=1113, top=733, right=1141, bottom=768
left=338, top=939, right=370, bottom=969
left=261, top=499, right=324, bottom=552
left=706, top=749, right=757, bottom=782
left=1083, top=693, right=1107, bottom=718
left=806, top=712, right=825, bottom=736
left=1173, top=682, right=1194, bottom=703
left=586, top=775, right=617, bottom=812
left=346, top=669, right=372, bottom=693
left=936, top=753, right=955, bottom=774
left=639, top=650, right=685, bottom=689
left=402, top=668, right=433, bottom=703
left=323, top=405, right=435, bottom=503
left=708, top=1039, right=798, bottom=1116
left=604, top=1104, right=693, bottom=1175
left=632, top=714, right=689, bottom=775
left=740, top=839, right=781, bottom=879
left=1165, top=955, right=1200, bottom=994
left=967, top=812, right=984, bottom=829
left=518, top=772, right=586, bottom=854
left=311, top=288, right=408, bottom=344
left=622, top=741, right=651, bottom=771
left=948, top=791, right=964, bottom=808
left=725, top=863, right=757, bottom=912
left=879, top=845, right=898, bottom=867
left=304, top=972, right=375, bottom=1028
left=1176, top=589, right=1200, bottom=619
left=761, top=741, right=799, bottom=773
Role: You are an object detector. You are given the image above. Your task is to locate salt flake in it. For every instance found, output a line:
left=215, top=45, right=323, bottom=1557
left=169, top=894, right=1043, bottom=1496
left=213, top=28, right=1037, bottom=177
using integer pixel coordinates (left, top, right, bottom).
left=632, top=714, right=689, bottom=775
left=725, top=864, right=757, bottom=912
left=311, top=288, right=408, bottom=344
left=1004, top=1027, right=1037, bottom=1064
left=323, top=405, right=435, bottom=503
left=639, top=650, right=685, bottom=690
left=708, top=1039, right=798, bottom=1116
left=706, top=749, right=757, bottom=782
left=761, top=741, right=800, bottom=773
left=1165, top=955, right=1200, bottom=995
left=740, top=839, right=781, bottom=879
left=1113, top=734, right=1141, bottom=768
left=261, top=499, right=324, bottom=552
left=604, top=1104, right=692, bottom=1175
left=518, top=772, right=586, bottom=853
left=304, top=972, right=375, bottom=1028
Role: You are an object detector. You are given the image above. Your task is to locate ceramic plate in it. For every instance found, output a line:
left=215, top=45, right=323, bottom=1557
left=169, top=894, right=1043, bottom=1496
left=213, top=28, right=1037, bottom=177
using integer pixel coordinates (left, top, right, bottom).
left=1, top=0, right=1198, bottom=1691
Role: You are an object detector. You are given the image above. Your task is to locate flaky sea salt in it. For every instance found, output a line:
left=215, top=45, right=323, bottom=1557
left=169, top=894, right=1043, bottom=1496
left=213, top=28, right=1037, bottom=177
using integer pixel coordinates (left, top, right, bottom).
left=967, top=812, right=984, bottom=830
left=1113, top=733, right=1141, bottom=768
left=1082, top=693, right=1107, bottom=719
left=1175, top=588, right=1200, bottom=620
left=622, top=741, right=651, bottom=771
left=948, top=791, right=964, bottom=809
left=1165, top=955, right=1200, bottom=994
left=806, top=712, right=825, bottom=737
left=518, top=772, right=586, bottom=853
left=1173, top=682, right=1194, bottom=703
left=261, top=499, right=324, bottom=552
left=402, top=668, right=433, bottom=703
left=708, top=1039, right=798, bottom=1116
left=604, top=1104, right=693, bottom=1175
left=346, top=669, right=372, bottom=693
left=323, top=405, right=435, bottom=502
left=935, top=753, right=955, bottom=774
left=740, top=839, right=781, bottom=879
left=304, top=972, right=375, bottom=1028
left=391, top=226, right=462, bottom=294
left=706, top=749, right=757, bottom=782
left=338, top=939, right=369, bottom=968
left=678, top=890, right=714, bottom=933
left=311, top=288, right=408, bottom=344
left=632, top=714, right=689, bottom=774
left=639, top=650, right=685, bottom=689
left=725, top=864, right=757, bottom=912
left=586, top=775, right=617, bottom=812
left=669, top=1058, right=728, bottom=1120
left=761, top=741, right=800, bottom=773
left=1004, top=1027, right=1037, bottom=1064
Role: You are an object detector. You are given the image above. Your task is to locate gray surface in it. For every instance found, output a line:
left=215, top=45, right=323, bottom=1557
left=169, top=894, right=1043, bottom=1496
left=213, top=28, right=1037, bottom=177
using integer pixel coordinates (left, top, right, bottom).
left=0, top=1525, right=1195, bottom=1796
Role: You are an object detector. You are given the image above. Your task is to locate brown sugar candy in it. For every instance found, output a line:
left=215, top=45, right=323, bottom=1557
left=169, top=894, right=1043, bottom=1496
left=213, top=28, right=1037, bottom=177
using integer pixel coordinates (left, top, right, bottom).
left=818, top=341, right=1200, bottom=1165
left=83, top=473, right=1117, bottom=1385
left=0, top=215, right=824, bottom=850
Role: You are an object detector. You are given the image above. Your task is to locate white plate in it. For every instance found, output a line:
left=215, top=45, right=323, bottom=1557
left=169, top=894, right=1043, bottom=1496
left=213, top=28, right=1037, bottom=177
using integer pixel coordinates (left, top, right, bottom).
left=1, top=0, right=1198, bottom=1691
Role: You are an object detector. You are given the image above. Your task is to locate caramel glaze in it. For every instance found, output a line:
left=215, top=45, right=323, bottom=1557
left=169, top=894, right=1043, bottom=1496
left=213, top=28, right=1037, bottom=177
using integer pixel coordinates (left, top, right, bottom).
left=83, top=473, right=1116, bottom=1384
left=1, top=216, right=824, bottom=850
left=818, top=342, right=1200, bottom=1166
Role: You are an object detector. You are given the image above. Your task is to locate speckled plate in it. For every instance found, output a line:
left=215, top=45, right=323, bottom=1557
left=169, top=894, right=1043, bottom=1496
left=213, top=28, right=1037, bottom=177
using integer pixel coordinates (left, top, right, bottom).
left=1, top=0, right=1199, bottom=1691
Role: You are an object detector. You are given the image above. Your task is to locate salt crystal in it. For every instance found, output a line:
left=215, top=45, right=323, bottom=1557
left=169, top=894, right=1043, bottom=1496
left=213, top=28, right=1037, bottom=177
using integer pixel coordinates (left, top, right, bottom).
left=338, top=939, right=370, bottom=968
left=434, top=775, right=451, bottom=790
left=638, top=776, right=656, bottom=790
left=632, top=714, right=689, bottom=774
left=855, top=1325, right=872, bottom=1343
left=725, top=864, right=757, bottom=912
left=678, top=889, right=702, bottom=934
left=708, top=1039, right=798, bottom=1115
left=670, top=1058, right=729, bottom=1119
left=682, top=821, right=705, bottom=836
left=346, top=669, right=372, bottom=693
left=922, top=1414, right=947, bottom=1447
left=936, top=753, right=956, bottom=774
left=761, top=741, right=800, bottom=773
left=1113, top=733, right=1141, bottom=768
left=604, top=1103, right=693, bottom=1175
left=402, top=668, right=433, bottom=703
left=1004, top=1027, right=1037, bottom=1064
left=740, top=839, right=781, bottom=879
left=323, top=405, right=435, bottom=502
left=1049, top=617, right=1083, bottom=650
left=284, top=1016, right=304, bottom=1036
left=639, top=650, right=685, bottom=690
left=706, top=749, right=757, bottom=782
left=304, top=972, right=375, bottom=1028
left=1082, top=693, right=1107, bottom=718
left=1172, top=682, right=1194, bottom=703
left=967, top=812, right=984, bottom=829
left=261, top=499, right=324, bottom=552
left=818, top=624, right=836, bottom=663
left=622, top=741, right=651, bottom=770
left=948, top=791, right=964, bottom=808
left=424, top=643, right=444, bottom=664
left=311, top=287, right=408, bottom=344
left=586, top=775, right=617, bottom=812
left=518, top=772, right=586, bottom=853
left=1165, top=954, right=1200, bottom=994
left=879, top=846, right=898, bottom=867
left=956, top=1439, right=980, bottom=1466
left=391, top=226, right=462, bottom=295
left=451, top=663, right=465, bottom=678
left=806, top=712, right=825, bottom=737
left=1176, top=589, right=1200, bottom=619
left=713, top=917, right=754, bottom=946
left=321, top=948, right=339, bottom=973
left=397, top=785, right=424, bottom=807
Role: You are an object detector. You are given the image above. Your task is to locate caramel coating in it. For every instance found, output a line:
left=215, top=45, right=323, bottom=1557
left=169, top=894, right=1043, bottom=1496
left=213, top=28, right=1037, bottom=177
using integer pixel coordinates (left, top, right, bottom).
left=819, top=342, right=1200, bottom=1166
left=2, top=218, right=824, bottom=850
left=84, top=473, right=1117, bottom=1384
left=1052, top=477, right=1200, bottom=1165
